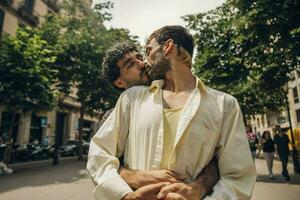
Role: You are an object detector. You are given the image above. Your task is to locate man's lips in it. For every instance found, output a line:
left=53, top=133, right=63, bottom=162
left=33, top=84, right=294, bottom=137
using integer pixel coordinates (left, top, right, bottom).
left=140, top=62, right=152, bottom=77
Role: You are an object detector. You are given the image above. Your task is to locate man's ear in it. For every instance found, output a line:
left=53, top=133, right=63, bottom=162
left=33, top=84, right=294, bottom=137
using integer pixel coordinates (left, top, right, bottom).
left=114, top=78, right=126, bottom=89
left=163, top=39, right=175, bottom=57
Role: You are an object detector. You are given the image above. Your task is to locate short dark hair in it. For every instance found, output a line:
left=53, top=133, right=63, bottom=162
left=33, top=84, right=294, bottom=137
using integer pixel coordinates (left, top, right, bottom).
left=102, top=42, right=138, bottom=84
left=146, top=25, right=194, bottom=57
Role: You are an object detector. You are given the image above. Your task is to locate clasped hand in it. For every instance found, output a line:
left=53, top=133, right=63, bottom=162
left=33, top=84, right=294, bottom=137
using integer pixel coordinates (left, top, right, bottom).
left=121, top=169, right=204, bottom=200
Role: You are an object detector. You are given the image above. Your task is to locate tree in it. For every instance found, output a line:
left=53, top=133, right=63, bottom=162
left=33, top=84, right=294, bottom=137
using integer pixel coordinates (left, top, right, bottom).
left=53, top=0, right=138, bottom=160
left=0, top=27, right=57, bottom=163
left=231, top=0, right=300, bottom=90
left=183, top=0, right=299, bottom=118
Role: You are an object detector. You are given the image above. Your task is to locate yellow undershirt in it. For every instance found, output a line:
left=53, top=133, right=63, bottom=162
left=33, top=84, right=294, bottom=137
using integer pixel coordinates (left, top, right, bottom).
left=161, top=107, right=183, bottom=169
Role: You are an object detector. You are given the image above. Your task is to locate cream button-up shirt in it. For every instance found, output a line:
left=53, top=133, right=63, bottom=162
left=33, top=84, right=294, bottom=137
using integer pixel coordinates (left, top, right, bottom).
left=87, top=78, right=257, bottom=200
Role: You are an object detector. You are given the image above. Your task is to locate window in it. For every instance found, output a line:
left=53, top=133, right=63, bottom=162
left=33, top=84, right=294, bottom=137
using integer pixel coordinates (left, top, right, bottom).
left=293, top=87, right=299, bottom=103
left=296, top=109, right=300, bottom=123
left=0, top=9, right=4, bottom=34
left=277, top=116, right=286, bottom=124
left=24, top=0, right=35, bottom=13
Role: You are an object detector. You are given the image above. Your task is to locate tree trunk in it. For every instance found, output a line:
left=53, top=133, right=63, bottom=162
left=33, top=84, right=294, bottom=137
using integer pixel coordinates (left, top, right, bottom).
left=53, top=110, right=61, bottom=166
left=3, top=111, right=16, bottom=164
left=53, top=98, right=66, bottom=165
left=78, top=103, right=85, bottom=160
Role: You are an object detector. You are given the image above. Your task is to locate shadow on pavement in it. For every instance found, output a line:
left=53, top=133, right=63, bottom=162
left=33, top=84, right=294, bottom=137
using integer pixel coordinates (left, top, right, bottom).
left=256, top=173, right=300, bottom=185
left=0, top=160, right=89, bottom=193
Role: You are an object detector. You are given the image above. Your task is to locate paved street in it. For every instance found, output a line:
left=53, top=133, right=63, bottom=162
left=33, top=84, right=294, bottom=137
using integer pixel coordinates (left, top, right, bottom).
left=0, top=160, right=93, bottom=200
left=252, top=157, right=300, bottom=200
left=0, top=157, right=300, bottom=200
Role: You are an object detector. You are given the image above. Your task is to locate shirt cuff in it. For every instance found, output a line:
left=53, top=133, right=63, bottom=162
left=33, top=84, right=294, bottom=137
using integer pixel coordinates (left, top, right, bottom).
left=94, top=175, right=133, bottom=200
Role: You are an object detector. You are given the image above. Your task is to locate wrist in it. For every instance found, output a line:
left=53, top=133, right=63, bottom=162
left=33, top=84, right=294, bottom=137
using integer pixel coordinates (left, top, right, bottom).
left=121, top=192, right=137, bottom=200
left=133, top=171, right=151, bottom=188
left=190, top=181, right=206, bottom=200
left=120, top=168, right=139, bottom=190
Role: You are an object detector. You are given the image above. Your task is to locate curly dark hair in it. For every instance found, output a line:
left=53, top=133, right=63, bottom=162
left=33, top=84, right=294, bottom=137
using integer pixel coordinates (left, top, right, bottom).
left=102, top=42, right=138, bottom=88
left=146, top=25, right=194, bottom=57
left=262, top=131, right=271, bottom=139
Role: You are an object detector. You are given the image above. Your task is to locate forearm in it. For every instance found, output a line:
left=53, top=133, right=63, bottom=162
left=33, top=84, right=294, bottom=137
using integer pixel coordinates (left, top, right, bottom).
left=120, top=167, right=186, bottom=190
left=188, top=180, right=206, bottom=199
left=87, top=142, right=133, bottom=200
left=119, top=166, right=142, bottom=190
left=193, top=157, right=219, bottom=199
left=87, top=158, right=133, bottom=200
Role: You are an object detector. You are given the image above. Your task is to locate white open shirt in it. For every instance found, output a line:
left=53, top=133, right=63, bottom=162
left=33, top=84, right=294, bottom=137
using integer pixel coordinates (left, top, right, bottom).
left=87, top=78, right=257, bottom=200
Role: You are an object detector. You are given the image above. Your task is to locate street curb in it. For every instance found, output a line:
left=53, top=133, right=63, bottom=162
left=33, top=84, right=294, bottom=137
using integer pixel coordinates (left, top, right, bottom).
left=7, top=156, right=87, bottom=171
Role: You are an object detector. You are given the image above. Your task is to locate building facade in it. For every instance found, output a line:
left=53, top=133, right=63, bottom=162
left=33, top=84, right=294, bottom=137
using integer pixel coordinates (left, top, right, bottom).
left=250, top=69, right=300, bottom=137
left=0, top=0, right=99, bottom=149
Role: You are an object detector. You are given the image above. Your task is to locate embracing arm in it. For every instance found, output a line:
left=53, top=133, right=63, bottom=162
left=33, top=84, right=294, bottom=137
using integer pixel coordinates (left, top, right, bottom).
left=155, top=157, right=219, bottom=200
left=119, top=166, right=186, bottom=190
left=120, top=156, right=219, bottom=200
left=86, top=92, right=132, bottom=200
left=203, top=96, right=257, bottom=200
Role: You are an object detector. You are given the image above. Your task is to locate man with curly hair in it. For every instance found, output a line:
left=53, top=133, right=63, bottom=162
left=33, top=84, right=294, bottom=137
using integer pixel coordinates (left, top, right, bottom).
left=101, top=42, right=150, bottom=91
left=98, top=42, right=149, bottom=125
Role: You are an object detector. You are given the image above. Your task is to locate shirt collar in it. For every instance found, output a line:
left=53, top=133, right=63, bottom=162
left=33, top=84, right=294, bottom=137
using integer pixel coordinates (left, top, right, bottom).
left=149, top=79, right=165, bottom=93
left=148, top=76, right=206, bottom=94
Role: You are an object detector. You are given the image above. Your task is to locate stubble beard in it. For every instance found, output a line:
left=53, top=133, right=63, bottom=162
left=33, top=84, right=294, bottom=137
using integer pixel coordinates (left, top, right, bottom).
left=126, top=71, right=150, bottom=88
left=148, top=52, right=171, bottom=81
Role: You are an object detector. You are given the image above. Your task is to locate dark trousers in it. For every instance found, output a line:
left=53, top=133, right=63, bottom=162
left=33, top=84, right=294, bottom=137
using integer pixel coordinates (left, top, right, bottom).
left=278, top=151, right=289, bottom=177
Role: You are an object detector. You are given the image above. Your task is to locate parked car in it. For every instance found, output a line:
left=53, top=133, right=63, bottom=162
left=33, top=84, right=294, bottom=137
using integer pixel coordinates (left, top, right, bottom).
left=59, top=140, right=89, bottom=157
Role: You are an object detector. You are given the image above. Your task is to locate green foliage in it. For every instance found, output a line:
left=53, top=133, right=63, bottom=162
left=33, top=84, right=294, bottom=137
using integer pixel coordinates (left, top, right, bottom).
left=184, top=0, right=299, bottom=116
left=51, top=0, right=137, bottom=113
left=0, top=27, right=58, bottom=112
left=0, top=0, right=138, bottom=161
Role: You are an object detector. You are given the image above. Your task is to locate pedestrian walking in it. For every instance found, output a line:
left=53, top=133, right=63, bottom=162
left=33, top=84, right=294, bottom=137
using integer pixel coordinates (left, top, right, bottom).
left=246, top=127, right=259, bottom=161
left=274, top=125, right=291, bottom=180
left=261, top=130, right=275, bottom=179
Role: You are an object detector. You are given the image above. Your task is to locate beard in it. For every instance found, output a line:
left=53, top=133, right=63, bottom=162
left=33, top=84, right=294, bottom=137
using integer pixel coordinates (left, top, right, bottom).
left=126, top=79, right=150, bottom=88
left=147, top=51, right=171, bottom=81
left=125, top=70, right=150, bottom=88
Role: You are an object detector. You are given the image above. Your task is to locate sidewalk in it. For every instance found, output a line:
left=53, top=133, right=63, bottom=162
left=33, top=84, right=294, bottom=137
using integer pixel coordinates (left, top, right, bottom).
left=0, top=160, right=93, bottom=200
left=0, top=157, right=299, bottom=200
left=252, top=157, right=300, bottom=200
left=7, top=156, right=83, bottom=172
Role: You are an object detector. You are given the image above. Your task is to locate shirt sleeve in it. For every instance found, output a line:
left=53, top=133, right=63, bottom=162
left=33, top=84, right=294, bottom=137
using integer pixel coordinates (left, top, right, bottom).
left=204, top=96, right=257, bottom=200
left=86, top=92, right=133, bottom=200
left=99, top=108, right=114, bottom=127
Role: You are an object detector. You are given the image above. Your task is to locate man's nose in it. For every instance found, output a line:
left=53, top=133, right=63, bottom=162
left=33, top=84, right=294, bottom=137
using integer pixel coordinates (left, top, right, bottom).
left=138, top=60, right=145, bottom=70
